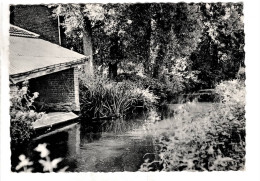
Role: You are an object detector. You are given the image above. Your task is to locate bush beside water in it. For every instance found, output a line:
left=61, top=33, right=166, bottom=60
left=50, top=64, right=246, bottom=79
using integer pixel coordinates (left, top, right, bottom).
left=140, top=79, right=245, bottom=171
left=10, top=81, right=44, bottom=145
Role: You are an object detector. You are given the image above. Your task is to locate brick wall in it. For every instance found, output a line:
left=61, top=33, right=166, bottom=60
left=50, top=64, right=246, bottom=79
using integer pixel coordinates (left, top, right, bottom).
left=29, top=68, right=80, bottom=112
left=10, top=5, right=63, bottom=45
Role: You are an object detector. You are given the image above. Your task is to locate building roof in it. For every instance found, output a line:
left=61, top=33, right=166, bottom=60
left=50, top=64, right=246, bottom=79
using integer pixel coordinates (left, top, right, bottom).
left=9, top=25, right=88, bottom=83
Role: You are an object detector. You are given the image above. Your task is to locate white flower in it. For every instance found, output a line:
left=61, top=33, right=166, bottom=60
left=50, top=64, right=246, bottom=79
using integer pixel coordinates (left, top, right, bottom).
left=34, top=143, right=50, bottom=158
left=15, top=154, right=33, bottom=170
left=39, top=158, right=62, bottom=172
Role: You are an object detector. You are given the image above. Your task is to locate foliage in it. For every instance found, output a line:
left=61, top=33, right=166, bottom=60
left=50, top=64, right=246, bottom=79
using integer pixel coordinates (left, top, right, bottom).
left=159, top=57, right=201, bottom=94
left=15, top=143, right=68, bottom=172
left=191, top=3, right=244, bottom=89
left=80, top=74, right=159, bottom=132
left=145, top=3, right=203, bottom=79
left=80, top=74, right=158, bottom=120
left=157, top=2, right=244, bottom=90
left=49, top=3, right=244, bottom=88
left=115, top=69, right=199, bottom=104
left=10, top=81, right=44, bottom=144
left=139, top=79, right=245, bottom=171
left=115, top=73, right=164, bottom=91
left=51, top=4, right=151, bottom=79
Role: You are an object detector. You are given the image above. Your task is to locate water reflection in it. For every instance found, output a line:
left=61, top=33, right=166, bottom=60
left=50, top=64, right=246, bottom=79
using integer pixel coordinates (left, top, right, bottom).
left=12, top=122, right=155, bottom=172
left=67, top=124, right=80, bottom=155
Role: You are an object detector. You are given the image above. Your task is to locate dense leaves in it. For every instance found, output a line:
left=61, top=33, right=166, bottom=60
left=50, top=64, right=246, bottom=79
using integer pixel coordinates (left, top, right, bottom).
left=10, top=81, right=44, bottom=144
left=139, top=78, right=245, bottom=171
left=51, top=3, right=244, bottom=93
left=191, top=3, right=244, bottom=88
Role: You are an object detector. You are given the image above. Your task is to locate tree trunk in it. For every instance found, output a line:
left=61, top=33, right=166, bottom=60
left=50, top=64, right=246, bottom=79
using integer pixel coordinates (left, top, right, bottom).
left=143, top=5, right=153, bottom=77
left=82, top=18, right=93, bottom=76
left=108, top=62, right=118, bottom=79
left=153, top=44, right=164, bottom=79
left=143, top=19, right=152, bottom=77
left=153, top=63, right=161, bottom=79
left=108, top=37, right=121, bottom=79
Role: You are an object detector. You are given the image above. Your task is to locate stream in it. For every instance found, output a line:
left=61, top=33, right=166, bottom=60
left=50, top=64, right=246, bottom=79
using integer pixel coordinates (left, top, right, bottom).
left=12, top=119, right=159, bottom=172
left=11, top=103, right=213, bottom=172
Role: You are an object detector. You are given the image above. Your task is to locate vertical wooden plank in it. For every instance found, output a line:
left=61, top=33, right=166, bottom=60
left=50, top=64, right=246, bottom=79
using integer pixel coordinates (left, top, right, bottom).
left=74, top=67, right=80, bottom=111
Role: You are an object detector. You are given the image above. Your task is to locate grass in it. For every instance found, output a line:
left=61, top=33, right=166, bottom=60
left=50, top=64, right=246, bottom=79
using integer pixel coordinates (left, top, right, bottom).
left=80, top=76, right=158, bottom=133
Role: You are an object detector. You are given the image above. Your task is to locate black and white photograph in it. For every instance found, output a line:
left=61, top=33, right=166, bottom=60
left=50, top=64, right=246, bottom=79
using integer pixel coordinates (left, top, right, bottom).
left=1, top=0, right=260, bottom=180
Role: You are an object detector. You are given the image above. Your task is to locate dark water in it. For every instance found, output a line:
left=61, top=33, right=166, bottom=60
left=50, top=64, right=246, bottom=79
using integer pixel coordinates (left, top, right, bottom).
left=11, top=121, right=157, bottom=172
left=11, top=103, right=214, bottom=172
left=11, top=104, right=179, bottom=172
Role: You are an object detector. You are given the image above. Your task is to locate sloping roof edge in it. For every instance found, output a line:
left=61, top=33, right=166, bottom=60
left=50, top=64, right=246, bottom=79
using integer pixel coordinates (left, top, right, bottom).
left=10, top=56, right=89, bottom=84
left=10, top=56, right=88, bottom=77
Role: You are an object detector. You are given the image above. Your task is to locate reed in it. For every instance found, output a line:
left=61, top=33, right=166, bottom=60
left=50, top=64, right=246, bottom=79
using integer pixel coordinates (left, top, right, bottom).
left=80, top=78, right=158, bottom=133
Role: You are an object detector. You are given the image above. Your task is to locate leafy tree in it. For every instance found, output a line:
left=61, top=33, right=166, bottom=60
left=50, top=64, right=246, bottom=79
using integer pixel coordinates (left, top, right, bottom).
left=145, top=3, right=203, bottom=94
left=52, top=4, right=153, bottom=79
left=52, top=4, right=106, bottom=75
left=122, top=3, right=153, bottom=76
left=191, top=3, right=244, bottom=89
left=147, top=4, right=202, bottom=79
left=50, top=3, right=244, bottom=87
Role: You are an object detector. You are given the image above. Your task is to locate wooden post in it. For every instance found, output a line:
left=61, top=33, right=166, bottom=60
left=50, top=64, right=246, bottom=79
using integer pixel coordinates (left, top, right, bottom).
left=58, top=15, right=61, bottom=46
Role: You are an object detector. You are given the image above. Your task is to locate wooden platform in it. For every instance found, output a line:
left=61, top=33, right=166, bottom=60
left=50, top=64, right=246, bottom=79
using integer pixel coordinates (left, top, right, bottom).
left=32, top=112, right=79, bottom=130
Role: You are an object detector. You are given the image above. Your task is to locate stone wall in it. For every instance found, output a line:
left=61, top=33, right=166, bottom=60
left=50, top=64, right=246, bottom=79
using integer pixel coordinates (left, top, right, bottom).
left=29, top=68, right=80, bottom=112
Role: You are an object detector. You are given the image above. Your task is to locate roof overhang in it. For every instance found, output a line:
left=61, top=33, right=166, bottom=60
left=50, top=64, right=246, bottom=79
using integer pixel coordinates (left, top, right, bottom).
left=10, top=57, right=88, bottom=84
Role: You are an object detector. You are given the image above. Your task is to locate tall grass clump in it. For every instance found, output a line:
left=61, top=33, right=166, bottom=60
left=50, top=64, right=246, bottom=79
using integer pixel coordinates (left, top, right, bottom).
left=140, top=78, right=245, bottom=171
left=79, top=74, right=158, bottom=133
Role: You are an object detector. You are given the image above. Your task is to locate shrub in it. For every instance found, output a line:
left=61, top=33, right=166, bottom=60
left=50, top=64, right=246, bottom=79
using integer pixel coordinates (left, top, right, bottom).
left=139, top=79, right=245, bottom=171
left=115, top=70, right=200, bottom=104
left=115, top=73, right=167, bottom=94
left=10, top=80, right=44, bottom=144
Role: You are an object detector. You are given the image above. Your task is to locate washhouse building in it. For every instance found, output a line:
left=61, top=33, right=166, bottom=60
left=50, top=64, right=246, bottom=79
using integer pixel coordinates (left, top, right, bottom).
left=9, top=25, right=89, bottom=130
